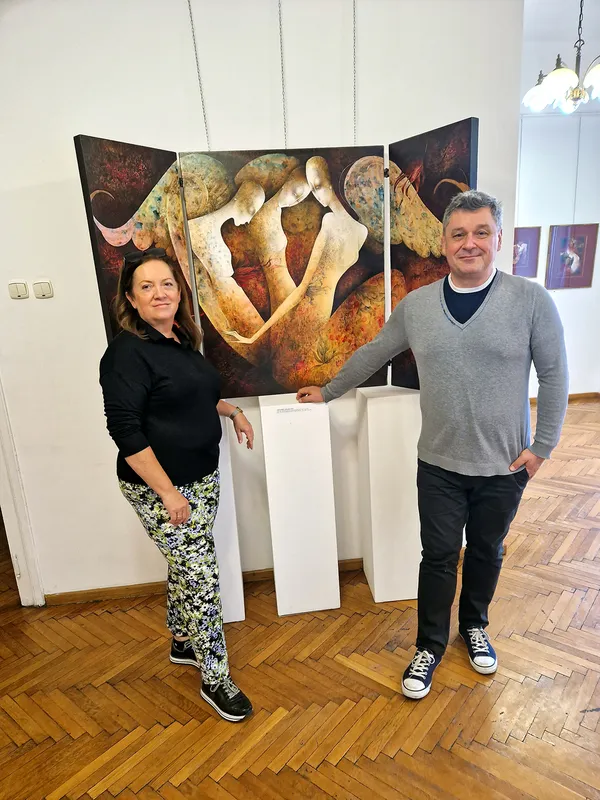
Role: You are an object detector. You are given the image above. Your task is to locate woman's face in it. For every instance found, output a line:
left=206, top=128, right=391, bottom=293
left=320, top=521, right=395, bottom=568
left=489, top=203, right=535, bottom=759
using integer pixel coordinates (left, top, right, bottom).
left=306, top=159, right=333, bottom=207
left=126, top=259, right=181, bottom=329
left=278, top=173, right=311, bottom=208
left=232, top=184, right=265, bottom=225
left=232, top=201, right=257, bottom=226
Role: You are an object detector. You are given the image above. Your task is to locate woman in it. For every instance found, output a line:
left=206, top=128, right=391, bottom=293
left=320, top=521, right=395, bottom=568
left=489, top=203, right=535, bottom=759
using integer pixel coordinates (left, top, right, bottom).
left=99, top=246, right=253, bottom=723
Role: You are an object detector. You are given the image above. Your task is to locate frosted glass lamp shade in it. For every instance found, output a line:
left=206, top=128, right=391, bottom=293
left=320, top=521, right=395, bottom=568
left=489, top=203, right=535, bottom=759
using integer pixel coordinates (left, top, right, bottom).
left=542, top=67, right=579, bottom=97
left=522, top=83, right=549, bottom=112
left=583, top=63, right=600, bottom=99
left=554, top=96, right=578, bottom=114
left=554, top=88, right=588, bottom=114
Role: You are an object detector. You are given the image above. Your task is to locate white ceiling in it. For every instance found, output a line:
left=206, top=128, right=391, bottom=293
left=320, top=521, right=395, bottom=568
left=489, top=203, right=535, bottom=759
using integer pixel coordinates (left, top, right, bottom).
left=524, top=0, right=600, bottom=43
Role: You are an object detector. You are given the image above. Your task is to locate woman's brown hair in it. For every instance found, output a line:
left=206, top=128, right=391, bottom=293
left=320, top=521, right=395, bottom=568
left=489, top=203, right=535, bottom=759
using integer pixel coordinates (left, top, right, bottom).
left=114, top=248, right=202, bottom=350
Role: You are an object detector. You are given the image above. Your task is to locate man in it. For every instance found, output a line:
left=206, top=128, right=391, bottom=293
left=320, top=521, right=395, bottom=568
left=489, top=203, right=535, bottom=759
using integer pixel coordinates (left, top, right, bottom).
left=297, top=191, right=568, bottom=700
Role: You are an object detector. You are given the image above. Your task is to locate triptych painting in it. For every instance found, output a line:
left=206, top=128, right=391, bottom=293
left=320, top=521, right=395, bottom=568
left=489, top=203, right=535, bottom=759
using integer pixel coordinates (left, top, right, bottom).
left=75, top=118, right=479, bottom=398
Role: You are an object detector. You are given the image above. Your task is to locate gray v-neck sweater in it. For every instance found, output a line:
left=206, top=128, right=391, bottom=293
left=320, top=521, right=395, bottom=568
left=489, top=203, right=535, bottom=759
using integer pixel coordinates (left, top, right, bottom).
left=321, top=271, right=568, bottom=476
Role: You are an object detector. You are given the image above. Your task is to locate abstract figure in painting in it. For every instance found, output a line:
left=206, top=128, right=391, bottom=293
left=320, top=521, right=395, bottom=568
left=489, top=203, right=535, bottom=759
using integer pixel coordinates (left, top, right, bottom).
left=224, top=156, right=388, bottom=387
left=513, top=241, right=528, bottom=267
left=512, top=227, right=540, bottom=279
left=187, top=179, right=268, bottom=366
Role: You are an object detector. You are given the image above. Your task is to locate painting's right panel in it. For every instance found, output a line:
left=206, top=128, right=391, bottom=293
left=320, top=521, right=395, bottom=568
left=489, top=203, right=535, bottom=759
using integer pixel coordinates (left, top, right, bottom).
left=389, top=118, right=479, bottom=388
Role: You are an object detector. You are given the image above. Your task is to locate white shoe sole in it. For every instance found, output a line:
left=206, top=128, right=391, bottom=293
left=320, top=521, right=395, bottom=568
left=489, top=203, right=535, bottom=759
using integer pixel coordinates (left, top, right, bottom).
left=200, top=689, right=251, bottom=723
left=401, top=681, right=432, bottom=700
left=169, top=655, right=200, bottom=668
left=467, top=656, right=497, bottom=675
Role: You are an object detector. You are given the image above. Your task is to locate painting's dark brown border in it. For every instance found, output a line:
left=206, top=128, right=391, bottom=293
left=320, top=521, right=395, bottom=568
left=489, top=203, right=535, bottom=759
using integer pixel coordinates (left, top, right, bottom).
left=74, top=134, right=116, bottom=341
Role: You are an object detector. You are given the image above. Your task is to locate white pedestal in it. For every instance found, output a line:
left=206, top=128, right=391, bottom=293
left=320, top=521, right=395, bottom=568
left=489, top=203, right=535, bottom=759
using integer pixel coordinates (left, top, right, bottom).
left=214, top=420, right=245, bottom=623
left=259, top=394, right=340, bottom=616
left=356, top=387, right=422, bottom=603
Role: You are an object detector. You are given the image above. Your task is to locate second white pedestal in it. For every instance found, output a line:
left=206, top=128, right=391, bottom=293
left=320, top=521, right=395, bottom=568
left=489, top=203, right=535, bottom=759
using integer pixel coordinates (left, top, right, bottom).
left=259, top=394, right=340, bottom=616
left=357, top=387, right=422, bottom=603
left=214, top=419, right=245, bottom=623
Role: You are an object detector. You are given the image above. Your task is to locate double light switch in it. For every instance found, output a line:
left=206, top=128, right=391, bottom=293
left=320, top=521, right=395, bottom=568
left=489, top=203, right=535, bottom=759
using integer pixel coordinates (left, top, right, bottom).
left=33, top=281, right=53, bottom=299
left=8, top=280, right=54, bottom=299
left=8, top=282, right=28, bottom=299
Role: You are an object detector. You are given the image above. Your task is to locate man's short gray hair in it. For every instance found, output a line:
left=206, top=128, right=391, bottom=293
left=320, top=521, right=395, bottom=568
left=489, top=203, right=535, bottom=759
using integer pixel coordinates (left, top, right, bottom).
left=442, top=190, right=503, bottom=231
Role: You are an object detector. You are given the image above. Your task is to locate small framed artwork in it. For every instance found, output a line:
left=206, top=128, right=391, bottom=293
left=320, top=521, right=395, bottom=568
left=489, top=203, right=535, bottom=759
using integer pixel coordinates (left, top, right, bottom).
left=545, top=223, right=598, bottom=290
left=512, top=227, right=541, bottom=278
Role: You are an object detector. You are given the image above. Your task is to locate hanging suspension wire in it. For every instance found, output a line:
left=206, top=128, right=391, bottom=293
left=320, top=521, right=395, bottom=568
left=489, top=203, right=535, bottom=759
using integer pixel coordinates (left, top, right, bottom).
left=574, top=0, right=585, bottom=76
left=186, top=0, right=211, bottom=151
left=278, top=0, right=289, bottom=148
left=576, top=0, right=585, bottom=50
left=353, top=0, right=357, bottom=146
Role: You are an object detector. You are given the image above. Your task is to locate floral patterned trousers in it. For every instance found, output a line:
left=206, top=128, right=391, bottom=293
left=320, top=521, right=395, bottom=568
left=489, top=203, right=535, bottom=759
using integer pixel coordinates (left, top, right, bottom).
left=120, top=469, right=229, bottom=684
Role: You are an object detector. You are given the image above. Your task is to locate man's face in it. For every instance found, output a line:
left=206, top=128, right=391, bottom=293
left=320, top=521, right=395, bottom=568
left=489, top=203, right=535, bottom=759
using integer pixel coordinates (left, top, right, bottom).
left=442, top=207, right=502, bottom=278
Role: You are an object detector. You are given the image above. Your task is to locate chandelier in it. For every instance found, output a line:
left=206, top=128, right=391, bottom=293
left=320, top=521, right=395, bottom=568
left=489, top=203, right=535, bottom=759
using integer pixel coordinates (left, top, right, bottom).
left=523, top=0, right=600, bottom=114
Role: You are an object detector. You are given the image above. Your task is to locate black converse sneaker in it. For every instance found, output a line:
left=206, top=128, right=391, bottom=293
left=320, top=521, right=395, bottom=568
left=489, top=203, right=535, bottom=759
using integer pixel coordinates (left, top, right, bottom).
left=461, top=627, right=498, bottom=674
left=201, top=676, right=253, bottom=723
left=169, top=638, right=199, bottom=668
left=402, top=648, right=440, bottom=699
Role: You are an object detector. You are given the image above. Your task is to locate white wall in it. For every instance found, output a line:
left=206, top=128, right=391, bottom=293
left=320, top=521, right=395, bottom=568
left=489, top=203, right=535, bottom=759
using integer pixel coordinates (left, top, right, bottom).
left=0, top=0, right=524, bottom=595
left=518, top=114, right=600, bottom=396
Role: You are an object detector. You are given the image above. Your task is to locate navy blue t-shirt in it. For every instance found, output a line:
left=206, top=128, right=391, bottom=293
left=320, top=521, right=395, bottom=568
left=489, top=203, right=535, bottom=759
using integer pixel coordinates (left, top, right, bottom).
left=443, top=272, right=498, bottom=324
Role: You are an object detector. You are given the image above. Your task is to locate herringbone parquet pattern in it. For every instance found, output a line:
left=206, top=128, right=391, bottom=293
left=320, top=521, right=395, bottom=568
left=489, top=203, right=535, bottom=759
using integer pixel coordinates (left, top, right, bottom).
left=0, top=399, right=599, bottom=799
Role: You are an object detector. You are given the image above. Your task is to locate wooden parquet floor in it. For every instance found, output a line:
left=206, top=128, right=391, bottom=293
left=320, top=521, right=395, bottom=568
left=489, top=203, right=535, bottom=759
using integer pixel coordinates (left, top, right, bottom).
left=0, top=399, right=599, bottom=799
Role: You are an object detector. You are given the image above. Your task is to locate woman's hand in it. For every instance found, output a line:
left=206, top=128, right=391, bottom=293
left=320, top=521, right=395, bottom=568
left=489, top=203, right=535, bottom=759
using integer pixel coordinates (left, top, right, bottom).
left=160, top=488, right=191, bottom=525
left=233, top=412, right=254, bottom=450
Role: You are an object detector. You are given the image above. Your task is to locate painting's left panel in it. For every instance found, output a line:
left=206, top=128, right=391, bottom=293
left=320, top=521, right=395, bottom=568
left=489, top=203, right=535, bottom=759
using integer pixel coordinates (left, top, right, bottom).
left=74, top=135, right=178, bottom=340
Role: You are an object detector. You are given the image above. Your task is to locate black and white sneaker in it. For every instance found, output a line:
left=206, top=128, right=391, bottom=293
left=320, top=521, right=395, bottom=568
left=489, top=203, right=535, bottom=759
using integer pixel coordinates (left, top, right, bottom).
left=169, top=638, right=200, bottom=668
left=402, top=648, right=440, bottom=699
left=201, top=676, right=253, bottom=723
left=461, top=627, right=498, bottom=674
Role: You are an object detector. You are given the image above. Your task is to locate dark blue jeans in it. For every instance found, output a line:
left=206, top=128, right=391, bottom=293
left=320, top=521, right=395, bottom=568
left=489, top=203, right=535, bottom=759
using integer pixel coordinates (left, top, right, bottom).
left=416, top=459, right=528, bottom=658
